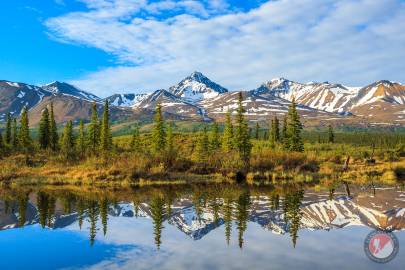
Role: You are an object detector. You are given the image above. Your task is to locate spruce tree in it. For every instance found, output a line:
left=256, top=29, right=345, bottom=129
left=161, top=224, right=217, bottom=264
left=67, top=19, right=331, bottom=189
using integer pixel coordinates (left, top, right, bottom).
left=38, top=107, right=50, bottom=149
left=61, top=121, right=75, bottom=160
left=222, top=111, right=234, bottom=152
left=270, top=116, right=281, bottom=148
left=77, top=120, right=86, bottom=157
left=254, top=122, right=260, bottom=140
left=166, top=123, right=174, bottom=154
left=195, top=126, right=209, bottom=162
left=5, top=113, right=12, bottom=145
left=234, top=92, right=252, bottom=165
left=130, top=125, right=141, bottom=152
left=209, top=122, right=221, bottom=152
left=0, top=130, right=4, bottom=155
left=274, top=116, right=280, bottom=142
left=281, top=117, right=287, bottom=140
left=49, top=103, right=59, bottom=151
left=100, top=100, right=112, bottom=153
left=152, top=104, right=165, bottom=153
left=269, top=119, right=276, bottom=148
left=87, top=102, right=100, bottom=154
left=12, top=118, right=18, bottom=149
left=285, top=98, right=304, bottom=152
left=328, top=125, right=334, bottom=143
left=18, top=106, right=31, bottom=152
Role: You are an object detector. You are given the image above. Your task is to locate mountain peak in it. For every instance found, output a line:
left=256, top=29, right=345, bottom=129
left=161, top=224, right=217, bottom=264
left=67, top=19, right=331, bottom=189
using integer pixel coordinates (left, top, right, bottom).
left=42, top=81, right=101, bottom=102
left=168, top=72, right=228, bottom=103
left=189, top=71, right=205, bottom=79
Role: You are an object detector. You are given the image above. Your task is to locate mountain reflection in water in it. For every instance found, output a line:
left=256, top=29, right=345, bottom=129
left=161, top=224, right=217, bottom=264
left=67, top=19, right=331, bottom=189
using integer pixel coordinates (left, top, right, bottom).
left=0, top=182, right=404, bottom=270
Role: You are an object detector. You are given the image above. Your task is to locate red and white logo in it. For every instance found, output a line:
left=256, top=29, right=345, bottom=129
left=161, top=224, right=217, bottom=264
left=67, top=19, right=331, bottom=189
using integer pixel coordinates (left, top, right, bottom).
left=364, top=230, right=399, bottom=263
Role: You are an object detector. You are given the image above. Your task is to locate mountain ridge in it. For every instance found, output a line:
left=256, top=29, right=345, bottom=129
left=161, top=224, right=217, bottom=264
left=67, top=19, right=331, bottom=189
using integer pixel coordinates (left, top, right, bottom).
left=0, top=72, right=404, bottom=126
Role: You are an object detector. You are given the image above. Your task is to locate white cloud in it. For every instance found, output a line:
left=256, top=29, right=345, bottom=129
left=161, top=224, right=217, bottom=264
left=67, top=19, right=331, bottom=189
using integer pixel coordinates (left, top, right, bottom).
left=45, top=0, right=405, bottom=97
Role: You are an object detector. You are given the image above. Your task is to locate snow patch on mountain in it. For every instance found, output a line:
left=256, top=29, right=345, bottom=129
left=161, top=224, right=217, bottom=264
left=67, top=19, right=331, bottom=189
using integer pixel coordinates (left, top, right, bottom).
left=168, top=71, right=228, bottom=103
left=106, top=93, right=150, bottom=107
left=257, top=78, right=360, bottom=114
left=42, top=81, right=101, bottom=102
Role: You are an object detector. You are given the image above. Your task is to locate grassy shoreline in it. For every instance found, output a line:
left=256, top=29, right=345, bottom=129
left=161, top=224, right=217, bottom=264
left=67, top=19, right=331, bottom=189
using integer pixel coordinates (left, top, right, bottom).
left=1, top=154, right=403, bottom=187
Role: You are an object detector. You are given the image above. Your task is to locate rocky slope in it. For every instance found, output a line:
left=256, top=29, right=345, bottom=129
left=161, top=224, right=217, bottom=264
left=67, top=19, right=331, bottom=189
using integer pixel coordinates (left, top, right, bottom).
left=256, top=78, right=359, bottom=115
left=258, top=78, right=405, bottom=124
left=28, top=95, right=135, bottom=126
left=133, top=89, right=209, bottom=121
left=105, top=93, right=150, bottom=107
left=0, top=80, right=51, bottom=121
left=42, top=81, right=101, bottom=102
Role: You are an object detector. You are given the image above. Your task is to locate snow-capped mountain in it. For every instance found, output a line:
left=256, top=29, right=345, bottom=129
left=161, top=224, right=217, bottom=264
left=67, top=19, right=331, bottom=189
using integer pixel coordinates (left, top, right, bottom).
left=0, top=80, right=51, bottom=120
left=1, top=74, right=404, bottom=126
left=42, top=81, right=101, bottom=102
left=256, top=78, right=405, bottom=123
left=352, top=80, right=405, bottom=107
left=168, top=71, right=228, bottom=103
left=134, top=89, right=209, bottom=120
left=256, top=78, right=360, bottom=115
left=347, top=80, right=405, bottom=124
left=105, top=93, right=150, bottom=107
left=199, top=90, right=337, bottom=124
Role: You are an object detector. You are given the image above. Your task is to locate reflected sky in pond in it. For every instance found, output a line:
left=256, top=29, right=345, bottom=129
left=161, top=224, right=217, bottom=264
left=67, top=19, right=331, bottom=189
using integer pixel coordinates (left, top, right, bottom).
left=0, top=183, right=404, bottom=270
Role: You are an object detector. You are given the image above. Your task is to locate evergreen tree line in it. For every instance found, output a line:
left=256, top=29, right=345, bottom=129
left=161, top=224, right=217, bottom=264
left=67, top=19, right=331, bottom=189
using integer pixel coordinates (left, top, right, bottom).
left=0, top=107, right=33, bottom=155
left=262, top=97, right=305, bottom=152
left=0, top=94, right=306, bottom=164
left=152, top=93, right=253, bottom=167
left=0, top=101, right=112, bottom=161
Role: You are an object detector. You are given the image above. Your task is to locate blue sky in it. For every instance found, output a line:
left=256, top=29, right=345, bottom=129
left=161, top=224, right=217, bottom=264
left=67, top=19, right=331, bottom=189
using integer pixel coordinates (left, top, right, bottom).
left=1, top=0, right=405, bottom=97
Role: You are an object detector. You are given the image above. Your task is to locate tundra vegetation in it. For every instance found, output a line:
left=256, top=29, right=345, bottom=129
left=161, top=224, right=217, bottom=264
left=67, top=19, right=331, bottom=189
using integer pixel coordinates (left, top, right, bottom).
left=0, top=93, right=404, bottom=186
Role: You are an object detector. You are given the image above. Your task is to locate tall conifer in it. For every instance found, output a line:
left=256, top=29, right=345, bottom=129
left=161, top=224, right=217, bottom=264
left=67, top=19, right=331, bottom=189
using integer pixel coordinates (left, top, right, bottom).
left=269, top=119, right=276, bottom=148
left=285, top=97, right=304, bottom=152
left=195, top=126, right=209, bottom=162
left=274, top=116, right=280, bottom=142
left=234, top=92, right=252, bottom=165
left=61, top=121, right=75, bottom=160
left=130, top=125, right=141, bottom=152
left=222, top=111, right=234, bottom=152
left=5, top=113, right=12, bottom=145
left=281, top=117, right=287, bottom=140
left=0, top=130, right=4, bottom=155
left=87, top=102, right=99, bottom=154
left=152, top=104, right=165, bottom=153
left=38, top=107, right=50, bottom=149
left=166, top=123, right=174, bottom=154
left=49, top=103, right=59, bottom=151
left=100, top=100, right=112, bottom=153
left=209, top=122, right=221, bottom=151
left=18, top=106, right=31, bottom=152
left=12, top=118, right=18, bottom=149
left=77, top=120, right=86, bottom=157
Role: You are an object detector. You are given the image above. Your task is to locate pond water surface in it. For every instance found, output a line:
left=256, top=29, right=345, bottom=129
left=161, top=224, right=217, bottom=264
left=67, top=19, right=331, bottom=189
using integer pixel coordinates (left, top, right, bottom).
left=0, top=183, right=404, bottom=270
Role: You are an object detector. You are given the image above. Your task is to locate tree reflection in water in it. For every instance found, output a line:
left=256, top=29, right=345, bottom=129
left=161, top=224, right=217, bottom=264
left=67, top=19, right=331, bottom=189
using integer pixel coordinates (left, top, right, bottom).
left=0, top=181, right=402, bottom=250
